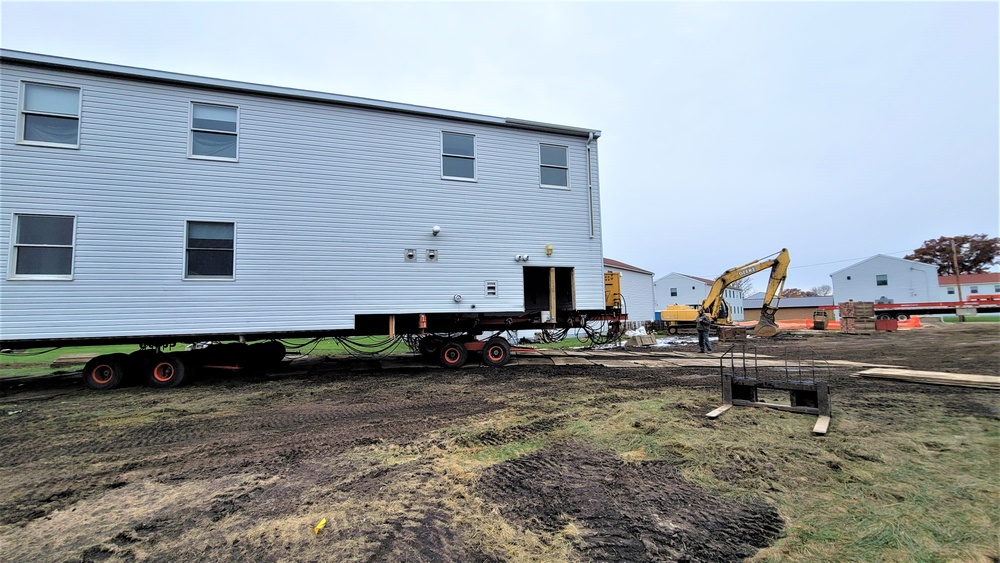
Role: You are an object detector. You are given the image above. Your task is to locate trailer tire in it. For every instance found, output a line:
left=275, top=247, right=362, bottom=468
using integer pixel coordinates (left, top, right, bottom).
left=418, top=335, right=445, bottom=360
left=896, top=314, right=909, bottom=321
left=666, top=326, right=679, bottom=335
left=438, top=340, right=468, bottom=369
left=482, top=337, right=512, bottom=367
left=83, top=354, right=128, bottom=390
left=877, top=314, right=891, bottom=320
left=147, top=353, right=187, bottom=388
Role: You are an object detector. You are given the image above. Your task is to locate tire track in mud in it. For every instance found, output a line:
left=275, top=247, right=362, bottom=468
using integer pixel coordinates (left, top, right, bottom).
left=0, top=391, right=502, bottom=526
left=477, top=442, right=784, bottom=562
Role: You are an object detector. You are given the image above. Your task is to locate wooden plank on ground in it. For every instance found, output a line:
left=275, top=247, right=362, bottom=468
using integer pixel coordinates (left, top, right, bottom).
left=551, top=357, right=595, bottom=366
left=50, top=353, right=97, bottom=367
left=592, top=360, right=644, bottom=368
left=813, top=415, right=831, bottom=435
left=854, top=368, right=1000, bottom=390
left=706, top=404, right=732, bottom=418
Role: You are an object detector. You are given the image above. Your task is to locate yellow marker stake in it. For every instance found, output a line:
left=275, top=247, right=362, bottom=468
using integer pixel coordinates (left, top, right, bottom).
left=313, top=518, right=327, bottom=535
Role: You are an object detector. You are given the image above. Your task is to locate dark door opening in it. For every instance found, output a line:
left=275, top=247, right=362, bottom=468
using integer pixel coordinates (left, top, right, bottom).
left=523, top=267, right=575, bottom=313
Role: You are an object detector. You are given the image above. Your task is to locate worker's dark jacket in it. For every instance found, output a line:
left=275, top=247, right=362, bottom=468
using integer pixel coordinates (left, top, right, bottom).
left=696, top=314, right=711, bottom=331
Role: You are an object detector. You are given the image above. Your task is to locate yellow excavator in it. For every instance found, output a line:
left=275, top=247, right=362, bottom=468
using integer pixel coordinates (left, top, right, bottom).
left=659, top=249, right=790, bottom=337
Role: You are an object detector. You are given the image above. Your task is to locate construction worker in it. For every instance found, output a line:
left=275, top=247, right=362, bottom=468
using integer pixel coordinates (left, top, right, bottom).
left=696, top=309, right=713, bottom=353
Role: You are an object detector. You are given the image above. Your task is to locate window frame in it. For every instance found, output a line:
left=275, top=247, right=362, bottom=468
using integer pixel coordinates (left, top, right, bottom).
left=670, top=288, right=678, bottom=297
left=184, top=220, right=236, bottom=280
left=876, top=274, right=888, bottom=286
left=16, top=81, right=82, bottom=149
left=539, top=143, right=570, bottom=189
left=441, top=131, right=477, bottom=181
left=8, top=213, right=77, bottom=281
left=189, top=102, right=240, bottom=162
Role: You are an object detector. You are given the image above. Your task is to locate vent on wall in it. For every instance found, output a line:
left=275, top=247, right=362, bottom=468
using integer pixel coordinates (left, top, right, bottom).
left=485, top=280, right=498, bottom=297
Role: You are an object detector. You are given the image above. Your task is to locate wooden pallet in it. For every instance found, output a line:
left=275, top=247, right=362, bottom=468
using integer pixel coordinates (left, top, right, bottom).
left=854, top=368, right=1000, bottom=390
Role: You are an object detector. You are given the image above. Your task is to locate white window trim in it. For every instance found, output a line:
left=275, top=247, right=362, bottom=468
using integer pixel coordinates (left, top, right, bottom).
left=441, top=131, right=477, bottom=182
left=16, top=81, right=82, bottom=149
left=188, top=102, right=240, bottom=162
left=7, top=213, right=77, bottom=281
left=183, top=220, right=237, bottom=281
left=539, top=143, right=570, bottom=190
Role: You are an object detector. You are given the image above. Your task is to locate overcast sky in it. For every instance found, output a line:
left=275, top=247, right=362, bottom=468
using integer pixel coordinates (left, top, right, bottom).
left=3, top=1, right=997, bottom=293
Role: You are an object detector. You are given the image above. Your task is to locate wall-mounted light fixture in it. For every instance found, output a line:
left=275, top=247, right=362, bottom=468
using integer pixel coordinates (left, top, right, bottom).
left=432, top=225, right=441, bottom=236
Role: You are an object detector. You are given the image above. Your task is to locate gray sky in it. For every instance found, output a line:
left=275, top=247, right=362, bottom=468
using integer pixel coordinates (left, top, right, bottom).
left=3, top=1, right=997, bottom=292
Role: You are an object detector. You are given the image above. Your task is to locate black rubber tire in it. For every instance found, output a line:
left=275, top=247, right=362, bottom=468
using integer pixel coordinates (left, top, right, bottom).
left=418, top=335, right=445, bottom=360
left=666, top=326, right=679, bottom=335
left=438, top=340, right=468, bottom=369
left=250, top=340, right=286, bottom=368
left=83, top=353, right=128, bottom=390
left=146, top=352, right=187, bottom=388
left=482, top=337, right=512, bottom=367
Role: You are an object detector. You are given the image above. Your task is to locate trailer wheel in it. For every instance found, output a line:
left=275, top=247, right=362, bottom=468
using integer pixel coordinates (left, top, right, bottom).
left=438, top=340, right=468, bottom=369
left=83, top=353, right=128, bottom=390
left=666, top=326, right=679, bottom=335
left=877, top=314, right=891, bottom=320
left=418, top=335, right=445, bottom=360
left=147, top=353, right=187, bottom=388
left=482, top=337, right=512, bottom=367
left=896, top=314, right=909, bottom=321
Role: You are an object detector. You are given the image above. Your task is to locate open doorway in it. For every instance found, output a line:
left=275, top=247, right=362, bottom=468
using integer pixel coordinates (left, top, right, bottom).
left=523, top=267, right=575, bottom=313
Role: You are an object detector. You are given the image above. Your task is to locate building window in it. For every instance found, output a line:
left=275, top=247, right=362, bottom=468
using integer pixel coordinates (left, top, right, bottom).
left=441, top=132, right=475, bottom=180
left=190, top=103, right=238, bottom=160
left=970, top=286, right=979, bottom=294
left=947, top=287, right=955, bottom=295
left=485, top=280, right=498, bottom=297
left=18, top=82, right=81, bottom=148
left=994, top=284, right=1000, bottom=293
left=876, top=274, right=888, bottom=286
left=10, top=214, right=75, bottom=279
left=186, top=221, right=234, bottom=278
left=670, top=288, right=678, bottom=297
left=540, top=144, right=569, bottom=188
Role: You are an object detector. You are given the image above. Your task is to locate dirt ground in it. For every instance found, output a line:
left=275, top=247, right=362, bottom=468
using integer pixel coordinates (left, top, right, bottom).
left=0, top=323, right=997, bottom=562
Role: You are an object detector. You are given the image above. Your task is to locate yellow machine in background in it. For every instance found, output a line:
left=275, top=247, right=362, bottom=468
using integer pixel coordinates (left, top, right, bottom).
left=659, top=249, right=791, bottom=337
left=604, top=271, right=621, bottom=308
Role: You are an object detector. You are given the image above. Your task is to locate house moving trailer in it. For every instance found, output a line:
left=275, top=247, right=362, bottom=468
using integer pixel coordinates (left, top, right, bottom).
left=0, top=50, right=621, bottom=389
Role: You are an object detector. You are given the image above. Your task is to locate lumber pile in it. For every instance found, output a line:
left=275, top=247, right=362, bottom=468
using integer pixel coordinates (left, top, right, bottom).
left=839, top=301, right=875, bottom=335
left=854, top=367, right=1000, bottom=390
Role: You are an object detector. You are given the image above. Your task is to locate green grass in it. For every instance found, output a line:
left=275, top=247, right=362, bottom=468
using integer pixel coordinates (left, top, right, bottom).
left=445, top=386, right=999, bottom=562
left=941, top=315, right=1000, bottom=322
left=0, top=335, right=415, bottom=379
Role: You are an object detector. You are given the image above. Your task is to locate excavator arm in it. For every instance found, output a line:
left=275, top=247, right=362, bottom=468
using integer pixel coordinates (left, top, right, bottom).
left=700, top=249, right=790, bottom=336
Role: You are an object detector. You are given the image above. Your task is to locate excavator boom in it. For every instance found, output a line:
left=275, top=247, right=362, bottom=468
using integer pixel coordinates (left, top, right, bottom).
left=700, top=249, right=790, bottom=336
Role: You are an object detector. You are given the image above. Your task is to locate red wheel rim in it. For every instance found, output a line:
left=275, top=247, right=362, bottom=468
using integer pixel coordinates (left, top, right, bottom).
left=487, top=346, right=506, bottom=362
left=443, top=347, right=462, bottom=365
left=152, top=362, right=175, bottom=383
left=90, top=364, right=114, bottom=384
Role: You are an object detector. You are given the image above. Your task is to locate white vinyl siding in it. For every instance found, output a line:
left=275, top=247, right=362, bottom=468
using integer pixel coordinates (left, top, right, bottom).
left=17, top=82, right=81, bottom=148
left=0, top=57, right=604, bottom=342
left=8, top=214, right=75, bottom=280
left=441, top=131, right=475, bottom=180
left=190, top=102, right=238, bottom=160
left=540, top=143, right=569, bottom=188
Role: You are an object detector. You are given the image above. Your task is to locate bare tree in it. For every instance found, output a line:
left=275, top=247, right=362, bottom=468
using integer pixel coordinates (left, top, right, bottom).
left=731, top=278, right=755, bottom=297
left=811, top=285, right=832, bottom=296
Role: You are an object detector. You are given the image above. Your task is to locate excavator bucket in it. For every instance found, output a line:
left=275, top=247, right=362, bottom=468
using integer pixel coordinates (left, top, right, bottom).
left=752, top=312, right=781, bottom=337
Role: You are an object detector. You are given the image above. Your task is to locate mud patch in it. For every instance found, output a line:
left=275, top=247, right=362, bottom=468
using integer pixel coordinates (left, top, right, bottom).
left=477, top=442, right=783, bottom=562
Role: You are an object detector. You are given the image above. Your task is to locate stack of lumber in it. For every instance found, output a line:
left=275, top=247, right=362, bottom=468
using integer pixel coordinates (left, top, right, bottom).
left=839, top=301, right=875, bottom=335
left=854, top=367, right=1000, bottom=390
